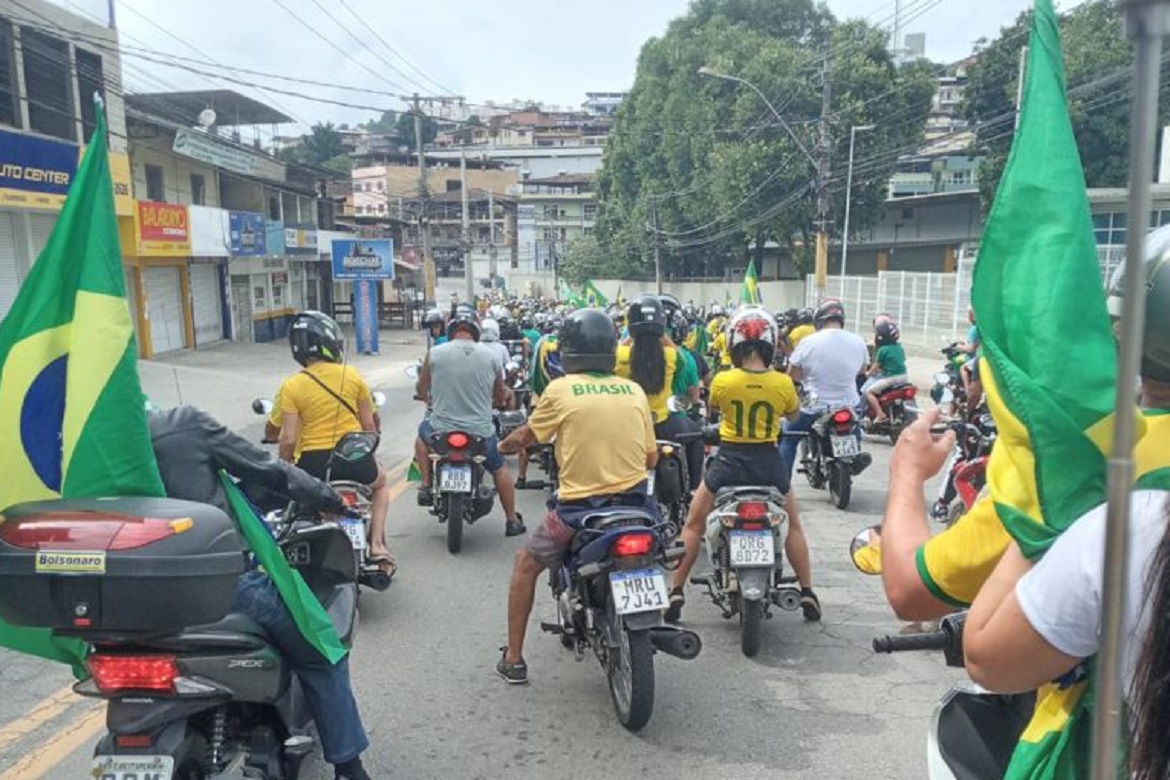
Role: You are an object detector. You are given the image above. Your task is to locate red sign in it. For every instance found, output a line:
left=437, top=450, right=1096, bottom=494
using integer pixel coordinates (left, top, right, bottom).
left=137, top=201, right=189, bottom=243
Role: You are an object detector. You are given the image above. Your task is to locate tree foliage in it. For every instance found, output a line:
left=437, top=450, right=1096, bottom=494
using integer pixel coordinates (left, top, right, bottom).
left=965, top=0, right=1170, bottom=207
left=279, top=122, right=347, bottom=169
left=595, top=0, right=936, bottom=278
left=397, top=112, right=439, bottom=149
left=558, top=235, right=610, bottom=286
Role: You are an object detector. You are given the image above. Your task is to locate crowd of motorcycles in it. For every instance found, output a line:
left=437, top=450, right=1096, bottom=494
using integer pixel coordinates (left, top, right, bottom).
left=0, top=296, right=1000, bottom=779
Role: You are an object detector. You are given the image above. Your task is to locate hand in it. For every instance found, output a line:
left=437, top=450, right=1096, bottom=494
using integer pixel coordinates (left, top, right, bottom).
left=890, top=408, right=956, bottom=483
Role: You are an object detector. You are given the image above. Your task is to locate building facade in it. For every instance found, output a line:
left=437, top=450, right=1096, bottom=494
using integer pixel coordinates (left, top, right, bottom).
left=515, top=174, right=596, bottom=275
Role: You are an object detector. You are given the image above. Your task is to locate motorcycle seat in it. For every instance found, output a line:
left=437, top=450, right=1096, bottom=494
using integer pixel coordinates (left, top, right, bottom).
left=164, top=612, right=272, bottom=651
left=714, top=486, right=785, bottom=507
left=579, top=508, right=657, bottom=531
left=880, top=381, right=916, bottom=393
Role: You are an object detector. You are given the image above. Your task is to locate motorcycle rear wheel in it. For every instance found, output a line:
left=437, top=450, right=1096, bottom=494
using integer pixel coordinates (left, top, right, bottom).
left=740, top=598, right=763, bottom=657
left=607, top=619, right=655, bottom=732
left=446, top=494, right=466, bottom=554
left=798, top=439, right=821, bottom=489
left=829, top=463, right=852, bottom=509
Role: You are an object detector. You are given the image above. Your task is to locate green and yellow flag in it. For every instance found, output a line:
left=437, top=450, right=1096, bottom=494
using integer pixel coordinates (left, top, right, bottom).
left=740, top=259, right=762, bottom=305
left=970, top=1, right=1132, bottom=776
left=583, top=279, right=609, bottom=308
left=0, top=102, right=164, bottom=673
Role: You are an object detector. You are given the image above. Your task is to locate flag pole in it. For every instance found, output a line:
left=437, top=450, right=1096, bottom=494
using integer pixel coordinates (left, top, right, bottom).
left=1092, top=2, right=1170, bottom=776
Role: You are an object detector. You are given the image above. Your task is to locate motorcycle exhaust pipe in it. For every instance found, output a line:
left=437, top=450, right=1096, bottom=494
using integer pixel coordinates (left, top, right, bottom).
left=773, top=586, right=801, bottom=612
left=649, top=626, right=702, bottom=660
left=360, top=569, right=393, bottom=592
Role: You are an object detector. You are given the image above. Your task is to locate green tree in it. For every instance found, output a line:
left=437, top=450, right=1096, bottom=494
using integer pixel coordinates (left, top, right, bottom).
left=559, top=234, right=640, bottom=285
left=595, top=0, right=935, bottom=278
left=361, top=110, right=399, bottom=135
left=396, top=112, right=438, bottom=149
left=298, top=122, right=346, bottom=165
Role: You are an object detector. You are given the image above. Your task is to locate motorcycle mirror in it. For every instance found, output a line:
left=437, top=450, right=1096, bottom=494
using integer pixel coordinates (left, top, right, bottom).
left=251, top=398, right=274, bottom=416
left=371, top=391, right=387, bottom=407
left=403, top=362, right=421, bottom=381
left=849, top=525, right=883, bottom=575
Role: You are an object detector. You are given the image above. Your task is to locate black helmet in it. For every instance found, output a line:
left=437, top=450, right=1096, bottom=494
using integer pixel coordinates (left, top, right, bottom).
left=627, top=294, right=665, bottom=338
left=423, top=308, right=444, bottom=328
left=1108, top=225, right=1170, bottom=382
left=797, top=307, right=814, bottom=325
left=560, top=309, right=618, bottom=374
left=289, top=311, right=344, bottom=367
left=813, top=298, right=845, bottom=329
left=659, top=294, right=689, bottom=340
left=773, top=310, right=789, bottom=330
left=447, top=311, right=481, bottom=341
left=874, top=313, right=901, bottom=346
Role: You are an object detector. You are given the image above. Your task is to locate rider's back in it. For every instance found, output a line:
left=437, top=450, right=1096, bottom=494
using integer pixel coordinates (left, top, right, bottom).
left=790, top=328, right=868, bottom=408
left=429, top=339, right=497, bottom=437
left=279, top=362, right=369, bottom=451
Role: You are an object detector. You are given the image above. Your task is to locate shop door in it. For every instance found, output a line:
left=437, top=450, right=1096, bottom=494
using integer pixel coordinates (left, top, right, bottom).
left=143, top=266, right=185, bottom=355
left=230, top=275, right=253, bottom=343
left=0, top=213, right=21, bottom=320
left=190, top=264, right=224, bottom=346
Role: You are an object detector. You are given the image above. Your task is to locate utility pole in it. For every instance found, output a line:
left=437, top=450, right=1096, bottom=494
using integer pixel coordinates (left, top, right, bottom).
left=1014, top=46, right=1029, bottom=132
left=410, top=93, right=436, bottom=306
left=814, top=43, right=833, bottom=299
left=487, top=189, right=497, bottom=289
left=651, top=198, right=663, bottom=294
left=460, top=147, right=473, bottom=304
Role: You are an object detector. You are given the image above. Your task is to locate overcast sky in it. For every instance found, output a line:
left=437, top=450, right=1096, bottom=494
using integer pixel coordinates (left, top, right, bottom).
left=60, top=0, right=1089, bottom=133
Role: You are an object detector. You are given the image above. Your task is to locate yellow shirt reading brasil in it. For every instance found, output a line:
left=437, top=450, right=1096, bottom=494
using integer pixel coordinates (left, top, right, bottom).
left=278, top=362, right=371, bottom=456
left=527, top=374, right=656, bottom=502
left=788, top=324, right=816, bottom=350
left=614, top=343, right=679, bottom=424
left=711, top=367, right=799, bottom=444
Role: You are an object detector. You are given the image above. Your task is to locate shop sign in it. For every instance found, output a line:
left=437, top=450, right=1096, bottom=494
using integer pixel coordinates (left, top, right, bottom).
left=331, top=239, right=395, bottom=280
left=136, top=201, right=190, bottom=255
left=265, top=220, right=285, bottom=255
left=173, top=129, right=286, bottom=182
left=229, top=211, right=266, bottom=257
left=284, top=226, right=319, bottom=254
left=0, top=129, right=77, bottom=210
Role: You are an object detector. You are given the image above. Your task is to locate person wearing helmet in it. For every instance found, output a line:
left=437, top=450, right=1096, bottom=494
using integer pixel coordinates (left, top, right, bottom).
left=520, top=314, right=541, bottom=351
left=664, top=307, right=821, bottom=623
left=480, top=318, right=512, bottom=376
left=496, top=308, right=660, bottom=684
left=414, top=311, right=525, bottom=536
left=779, top=298, right=871, bottom=481
left=861, top=314, right=909, bottom=424
left=277, top=311, right=395, bottom=575
left=423, top=308, right=448, bottom=348
left=787, top=308, right=817, bottom=350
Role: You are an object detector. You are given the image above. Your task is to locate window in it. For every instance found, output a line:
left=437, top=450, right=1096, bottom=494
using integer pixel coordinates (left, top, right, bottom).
left=76, top=48, right=104, bottom=142
left=271, top=282, right=284, bottom=307
left=253, top=284, right=267, bottom=309
left=376, top=180, right=384, bottom=191
left=21, top=28, right=74, bottom=140
left=190, top=174, right=206, bottom=206
left=268, top=195, right=281, bottom=221
left=583, top=204, right=597, bottom=221
left=145, top=164, right=165, bottom=202
left=0, top=21, right=19, bottom=128
left=583, top=226, right=594, bottom=237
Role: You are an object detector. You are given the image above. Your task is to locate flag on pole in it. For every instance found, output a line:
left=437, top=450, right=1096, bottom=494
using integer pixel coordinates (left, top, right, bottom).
left=969, top=2, right=1136, bottom=775
left=0, top=100, right=164, bottom=674
left=740, top=259, right=762, bottom=305
left=583, top=279, right=609, bottom=308
left=557, top=278, right=582, bottom=307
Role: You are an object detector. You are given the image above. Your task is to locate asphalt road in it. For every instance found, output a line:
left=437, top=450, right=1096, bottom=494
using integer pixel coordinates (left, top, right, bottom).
left=0, top=335, right=962, bottom=779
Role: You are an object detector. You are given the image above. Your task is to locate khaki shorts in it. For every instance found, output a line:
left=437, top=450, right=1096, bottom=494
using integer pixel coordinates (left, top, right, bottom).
left=525, top=510, right=576, bottom=570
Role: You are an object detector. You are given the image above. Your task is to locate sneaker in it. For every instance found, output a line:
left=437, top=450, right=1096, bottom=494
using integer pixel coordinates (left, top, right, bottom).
left=800, top=589, right=822, bottom=622
left=496, top=647, right=528, bottom=684
left=505, top=514, right=527, bottom=537
left=334, top=757, right=372, bottom=780
left=417, top=485, right=433, bottom=507
left=663, top=587, right=685, bottom=624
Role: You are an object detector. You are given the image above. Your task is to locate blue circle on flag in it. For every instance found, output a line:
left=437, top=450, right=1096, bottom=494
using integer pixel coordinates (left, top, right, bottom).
left=20, top=355, right=67, bottom=492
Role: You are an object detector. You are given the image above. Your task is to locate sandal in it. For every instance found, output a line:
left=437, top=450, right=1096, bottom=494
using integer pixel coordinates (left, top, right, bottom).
left=368, top=553, right=397, bottom=579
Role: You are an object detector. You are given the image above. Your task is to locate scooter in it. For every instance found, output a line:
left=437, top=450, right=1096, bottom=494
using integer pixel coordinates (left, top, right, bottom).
left=797, top=405, right=872, bottom=510
left=860, top=381, right=920, bottom=443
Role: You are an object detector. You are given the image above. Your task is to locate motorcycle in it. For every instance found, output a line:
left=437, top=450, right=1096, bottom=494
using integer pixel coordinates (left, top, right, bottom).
left=861, top=381, right=920, bottom=444
left=539, top=505, right=701, bottom=731
left=796, top=403, right=872, bottom=510
left=932, top=343, right=971, bottom=418
left=0, top=495, right=360, bottom=780
left=933, top=408, right=997, bottom=526
left=425, top=429, right=496, bottom=554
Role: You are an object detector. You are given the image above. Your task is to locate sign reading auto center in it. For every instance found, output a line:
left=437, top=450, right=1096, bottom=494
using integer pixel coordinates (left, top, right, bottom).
left=124, top=200, right=190, bottom=257
left=0, top=128, right=134, bottom=216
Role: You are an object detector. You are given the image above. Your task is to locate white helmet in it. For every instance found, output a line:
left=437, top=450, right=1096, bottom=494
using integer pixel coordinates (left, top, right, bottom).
left=726, top=306, right=778, bottom=364
left=710, top=304, right=725, bottom=317
left=481, top=318, right=501, bottom=342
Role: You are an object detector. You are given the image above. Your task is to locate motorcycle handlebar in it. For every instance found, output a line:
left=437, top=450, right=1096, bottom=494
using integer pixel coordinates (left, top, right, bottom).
left=873, top=631, right=950, bottom=653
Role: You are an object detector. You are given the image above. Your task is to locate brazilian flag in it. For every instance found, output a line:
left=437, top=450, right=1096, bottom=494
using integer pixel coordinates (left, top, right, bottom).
left=970, top=2, right=1135, bottom=776
left=0, top=102, right=164, bottom=673
left=740, top=259, right=762, bottom=305
left=583, top=279, right=609, bottom=308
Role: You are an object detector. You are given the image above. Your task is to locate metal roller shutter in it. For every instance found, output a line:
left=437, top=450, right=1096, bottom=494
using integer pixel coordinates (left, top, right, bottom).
left=190, top=264, right=223, bottom=346
left=27, top=213, right=57, bottom=260
left=0, top=213, right=21, bottom=320
left=143, top=266, right=185, bottom=354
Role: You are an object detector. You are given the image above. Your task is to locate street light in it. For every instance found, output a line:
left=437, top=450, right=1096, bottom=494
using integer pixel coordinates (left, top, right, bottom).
left=840, top=124, right=875, bottom=280
left=697, top=66, right=817, bottom=168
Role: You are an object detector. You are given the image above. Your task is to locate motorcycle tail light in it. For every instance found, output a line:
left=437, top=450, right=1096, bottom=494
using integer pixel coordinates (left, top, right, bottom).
left=832, top=410, right=853, bottom=425
left=115, top=735, right=153, bottom=749
left=736, top=501, right=768, bottom=521
left=447, top=432, right=470, bottom=449
left=337, top=490, right=359, bottom=507
left=88, top=653, right=178, bottom=693
left=0, top=514, right=184, bottom=551
left=612, top=532, right=655, bottom=557
left=737, top=521, right=766, bottom=531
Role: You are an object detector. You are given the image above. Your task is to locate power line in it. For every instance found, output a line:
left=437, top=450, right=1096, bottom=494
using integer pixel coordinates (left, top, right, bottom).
left=334, top=0, right=456, bottom=97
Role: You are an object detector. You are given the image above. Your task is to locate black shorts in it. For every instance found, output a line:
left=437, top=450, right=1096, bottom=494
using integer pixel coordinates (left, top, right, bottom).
left=296, top=449, right=378, bottom=484
left=703, top=442, right=790, bottom=496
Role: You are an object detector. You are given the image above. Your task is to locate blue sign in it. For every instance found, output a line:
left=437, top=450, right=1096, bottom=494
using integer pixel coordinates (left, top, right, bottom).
left=229, top=211, right=265, bottom=256
left=354, top=279, right=380, bottom=355
left=331, top=239, right=395, bottom=280
left=0, top=128, right=78, bottom=199
left=265, top=220, right=285, bottom=255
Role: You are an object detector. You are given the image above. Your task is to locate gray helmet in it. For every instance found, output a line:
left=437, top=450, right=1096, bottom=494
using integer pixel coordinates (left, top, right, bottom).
left=1107, top=224, right=1170, bottom=382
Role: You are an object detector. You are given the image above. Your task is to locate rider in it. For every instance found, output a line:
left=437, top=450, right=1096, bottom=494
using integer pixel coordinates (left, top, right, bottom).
left=520, top=313, right=541, bottom=352
left=779, top=298, right=871, bottom=480
left=423, top=308, right=447, bottom=349
left=861, top=314, right=909, bottom=424
left=149, top=406, right=373, bottom=780
left=480, top=318, right=512, bottom=375
left=276, top=311, right=394, bottom=573
left=414, top=310, right=526, bottom=537
left=787, top=308, right=816, bottom=350
left=495, top=308, right=659, bottom=684
left=665, top=307, right=820, bottom=623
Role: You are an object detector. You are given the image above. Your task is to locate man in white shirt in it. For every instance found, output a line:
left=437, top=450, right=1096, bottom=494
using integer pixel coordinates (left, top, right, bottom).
left=780, top=298, right=870, bottom=479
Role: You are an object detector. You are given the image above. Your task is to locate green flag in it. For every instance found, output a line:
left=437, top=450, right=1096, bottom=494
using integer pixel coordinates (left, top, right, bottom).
left=970, top=2, right=1131, bottom=776
left=0, top=101, right=164, bottom=673
left=740, top=259, right=762, bottom=305
left=583, top=279, right=609, bottom=308
left=218, top=474, right=347, bottom=664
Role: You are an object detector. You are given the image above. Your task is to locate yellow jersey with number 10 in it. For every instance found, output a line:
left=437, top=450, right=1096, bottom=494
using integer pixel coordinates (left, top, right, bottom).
left=710, top=367, right=799, bottom=444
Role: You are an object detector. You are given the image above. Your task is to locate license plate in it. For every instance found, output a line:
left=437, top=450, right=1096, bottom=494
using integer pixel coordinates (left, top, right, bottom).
left=609, top=568, right=669, bottom=615
left=729, top=530, right=775, bottom=567
left=831, top=435, right=861, bottom=458
left=92, top=755, right=174, bottom=780
left=339, top=517, right=365, bottom=550
left=439, top=464, right=472, bottom=493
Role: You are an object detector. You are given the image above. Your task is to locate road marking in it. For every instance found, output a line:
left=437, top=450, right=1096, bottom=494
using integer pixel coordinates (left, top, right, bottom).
left=0, top=701, right=103, bottom=780
left=0, top=685, right=78, bottom=754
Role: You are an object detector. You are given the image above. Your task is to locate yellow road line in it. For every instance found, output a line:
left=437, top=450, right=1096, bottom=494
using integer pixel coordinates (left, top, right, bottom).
left=0, top=702, right=104, bottom=780
left=0, top=685, right=78, bottom=754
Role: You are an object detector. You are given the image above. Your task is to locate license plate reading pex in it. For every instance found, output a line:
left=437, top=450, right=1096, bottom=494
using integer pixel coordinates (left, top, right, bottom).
left=92, top=755, right=174, bottom=780
left=439, top=464, right=473, bottom=493
left=609, top=568, right=669, bottom=615
left=728, top=530, right=775, bottom=566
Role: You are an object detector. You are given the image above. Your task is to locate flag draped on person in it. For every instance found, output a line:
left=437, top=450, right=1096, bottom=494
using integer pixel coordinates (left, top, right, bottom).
left=0, top=101, right=164, bottom=674
left=582, top=279, right=609, bottom=308
left=557, top=278, right=582, bottom=307
left=740, top=259, right=762, bottom=305
left=970, top=1, right=1136, bottom=775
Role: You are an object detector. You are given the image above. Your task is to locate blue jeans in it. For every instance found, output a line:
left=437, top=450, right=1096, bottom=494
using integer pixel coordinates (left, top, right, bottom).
left=418, top=418, right=505, bottom=471
left=232, top=572, right=368, bottom=766
left=779, top=411, right=818, bottom=482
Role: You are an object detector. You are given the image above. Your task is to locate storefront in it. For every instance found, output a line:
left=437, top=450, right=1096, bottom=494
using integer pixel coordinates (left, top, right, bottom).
left=227, top=215, right=306, bottom=343
left=188, top=205, right=232, bottom=348
left=120, top=200, right=194, bottom=358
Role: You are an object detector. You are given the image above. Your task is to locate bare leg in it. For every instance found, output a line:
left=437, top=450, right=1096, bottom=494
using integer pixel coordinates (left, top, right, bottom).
left=517, top=446, right=529, bottom=482
left=493, top=464, right=518, bottom=523
left=368, top=467, right=392, bottom=560
left=866, top=392, right=884, bottom=421
left=671, top=484, right=715, bottom=591
left=783, top=491, right=812, bottom=588
left=504, top=549, right=544, bottom=663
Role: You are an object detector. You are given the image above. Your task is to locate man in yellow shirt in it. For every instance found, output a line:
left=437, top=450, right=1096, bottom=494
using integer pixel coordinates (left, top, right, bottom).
left=495, top=308, right=659, bottom=684
left=276, top=311, right=393, bottom=572
left=787, top=308, right=816, bottom=349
